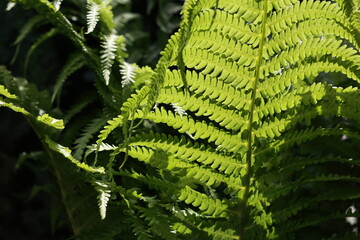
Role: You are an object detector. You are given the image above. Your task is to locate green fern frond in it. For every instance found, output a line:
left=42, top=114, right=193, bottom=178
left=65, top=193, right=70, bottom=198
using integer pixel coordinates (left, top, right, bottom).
left=9, top=0, right=354, bottom=238
left=128, top=212, right=152, bottom=240
left=0, top=99, right=64, bottom=131
left=45, top=136, right=105, bottom=173
left=37, top=113, right=64, bottom=130
left=179, top=185, right=229, bottom=217
left=96, top=0, right=115, bottom=32
left=200, top=222, right=238, bottom=240
left=97, top=85, right=150, bottom=147
left=124, top=145, right=243, bottom=195
left=13, top=0, right=93, bottom=60
left=101, top=0, right=360, bottom=238
left=134, top=107, right=247, bottom=153
left=129, top=131, right=246, bottom=176
left=0, top=66, right=64, bottom=131
left=137, top=206, right=181, bottom=240
left=74, top=116, right=108, bottom=160
left=0, top=85, right=17, bottom=99
left=97, top=115, right=124, bottom=145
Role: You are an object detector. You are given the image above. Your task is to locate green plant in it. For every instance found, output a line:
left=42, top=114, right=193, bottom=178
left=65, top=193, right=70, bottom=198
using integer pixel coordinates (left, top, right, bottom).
left=2, top=0, right=360, bottom=239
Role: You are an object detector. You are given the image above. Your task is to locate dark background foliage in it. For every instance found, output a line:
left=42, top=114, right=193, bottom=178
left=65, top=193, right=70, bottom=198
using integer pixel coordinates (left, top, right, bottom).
left=0, top=1, right=182, bottom=239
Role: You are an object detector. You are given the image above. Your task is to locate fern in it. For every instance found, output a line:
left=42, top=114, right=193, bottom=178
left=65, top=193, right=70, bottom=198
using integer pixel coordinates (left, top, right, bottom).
left=93, top=180, right=111, bottom=220
left=4, top=0, right=360, bottom=239
left=0, top=66, right=64, bottom=131
left=100, top=32, right=118, bottom=85
left=86, top=1, right=101, bottom=34
left=45, top=136, right=105, bottom=173
left=97, top=0, right=360, bottom=239
left=120, top=61, right=137, bottom=88
left=74, top=116, right=108, bottom=160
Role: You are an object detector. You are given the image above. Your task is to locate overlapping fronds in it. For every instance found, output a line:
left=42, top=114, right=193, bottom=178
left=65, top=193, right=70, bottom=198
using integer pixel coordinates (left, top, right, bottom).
left=12, top=0, right=89, bottom=55
left=96, top=0, right=360, bottom=238
left=7, top=0, right=360, bottom=239
left=74, top=116, right=108, bottom=160
left=45, top=136, right=105, bottom=173
left=0, top=66, right=64, bottom=131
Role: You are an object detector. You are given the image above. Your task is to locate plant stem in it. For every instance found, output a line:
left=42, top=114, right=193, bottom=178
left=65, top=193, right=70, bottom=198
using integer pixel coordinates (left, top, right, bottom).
left=238, top=0, right=268, bottom=239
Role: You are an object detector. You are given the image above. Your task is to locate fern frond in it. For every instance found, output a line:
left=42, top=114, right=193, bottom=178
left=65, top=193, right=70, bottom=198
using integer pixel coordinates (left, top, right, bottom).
left=97, top=85, right=150, bottom=146
left=74, top=116, right=108, bottom=160
left=98, top=0, right=115, bottom=32
left=37, top=113, right=64, bottom=130
left=178, top=186, right=228, bottom=217
left=0, top=66, right=64, bottom=131
left=85, top=142, right=116, bottom=159
left=200, top=221, right=238, bottom=240
left=163, top=70, right=250, bottom=110
left=129, top=132, right=246, bottom=176
left=45, top=136, right=105, bottom=173
left=100, top=32, right=118, bottom=85
left=86, top=1, right=100, bottom=34
left=0, top=85, right=17, bottom=99
left=135, top=107, right=247, bottom=153
left=137, top=206, right=181, bottom=240
left=13, top=0, right=94, bottom=61
left=93, top=181, right=111, bottom=220
left=84, top=0, right=360, bottom=238
left=157, top=87, right=246, bottom=131
left=97, top=115, right=124, bottom=145
left=120, top=61, right=137, bottom=88
left=127, top=211, right=152, bottom=240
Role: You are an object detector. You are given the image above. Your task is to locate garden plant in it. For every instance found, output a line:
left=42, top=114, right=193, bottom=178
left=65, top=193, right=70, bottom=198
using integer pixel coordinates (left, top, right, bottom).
left=1, top=0, right=360, bottom=239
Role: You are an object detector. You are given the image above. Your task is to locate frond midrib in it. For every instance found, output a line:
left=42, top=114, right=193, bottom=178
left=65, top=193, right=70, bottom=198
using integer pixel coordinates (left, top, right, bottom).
left=239, top=0, right=269, bottom=238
